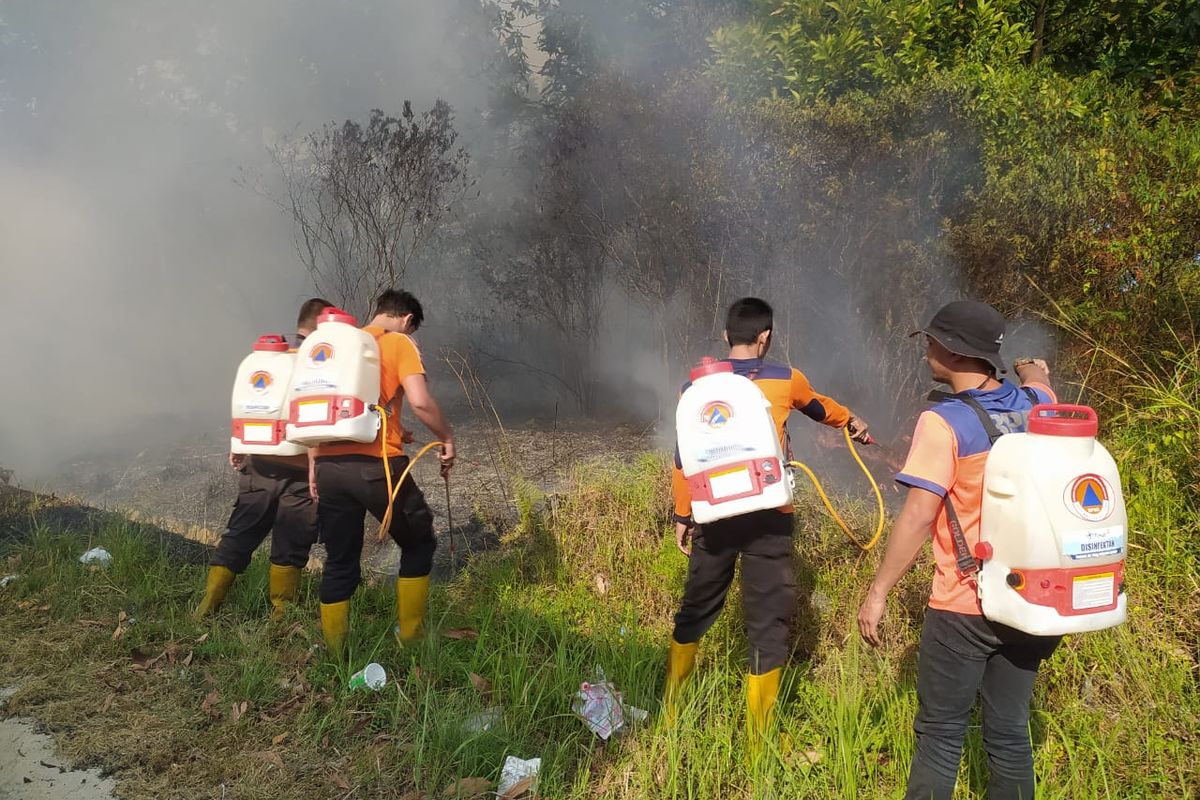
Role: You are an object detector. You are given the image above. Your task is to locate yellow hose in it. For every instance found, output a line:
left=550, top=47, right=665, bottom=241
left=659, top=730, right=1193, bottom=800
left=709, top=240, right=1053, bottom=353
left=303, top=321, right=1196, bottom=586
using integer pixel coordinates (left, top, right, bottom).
left=374, top=405, right=445, bottom=542
left=788, top=427, right=886, bottom=551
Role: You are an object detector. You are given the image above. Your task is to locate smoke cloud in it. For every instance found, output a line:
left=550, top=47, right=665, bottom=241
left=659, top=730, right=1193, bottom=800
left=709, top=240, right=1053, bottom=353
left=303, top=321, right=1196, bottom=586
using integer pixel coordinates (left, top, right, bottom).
left=0, top=2, right=504, bottom=473
left=0, top=2, right=1056, bottom=482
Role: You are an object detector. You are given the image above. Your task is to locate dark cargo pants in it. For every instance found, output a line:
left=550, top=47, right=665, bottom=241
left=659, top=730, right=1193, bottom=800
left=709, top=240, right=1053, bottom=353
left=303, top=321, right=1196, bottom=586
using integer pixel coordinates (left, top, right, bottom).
left=211, top=457, right=319, bottom=573
left=315, top=454, right=436, bottom=604
left=672, top=509, right=795, bottom=675
left=905, top=608, right=1062, bottom=800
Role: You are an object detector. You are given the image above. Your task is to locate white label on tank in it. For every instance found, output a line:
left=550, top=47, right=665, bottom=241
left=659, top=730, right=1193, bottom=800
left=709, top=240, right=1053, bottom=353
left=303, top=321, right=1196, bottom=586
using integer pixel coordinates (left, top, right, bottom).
left=1062, top=525, right=1125, bottom=559
left=242, top=423, right=274, bottom=443
left=240, top=402, right=279, bottom=415
left=1072, top=572, right=1115, bottom=610
left=297, top=400, right=330, bottom=423
left=292, top=377, right=337, bottom=392
left=710, top=467, right=753, bottom=499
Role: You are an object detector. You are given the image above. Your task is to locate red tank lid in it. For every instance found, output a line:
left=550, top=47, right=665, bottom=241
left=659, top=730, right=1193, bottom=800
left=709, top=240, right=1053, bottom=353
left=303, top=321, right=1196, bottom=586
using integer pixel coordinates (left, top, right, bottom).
left=1028, top=404, right=1098, bottom=437
left=318, top=308, right=358, bottom=326
left=689, top=356, right=733, bottom=381
left=253, top=334, right=289, bottom=352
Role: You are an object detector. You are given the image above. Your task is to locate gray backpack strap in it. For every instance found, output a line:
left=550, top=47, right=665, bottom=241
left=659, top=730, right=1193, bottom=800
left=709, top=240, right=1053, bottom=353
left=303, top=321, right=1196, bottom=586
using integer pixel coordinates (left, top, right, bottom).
left=925, top=389, right=1003, bottom=578
left=926, top=390, right=1003, bottom=445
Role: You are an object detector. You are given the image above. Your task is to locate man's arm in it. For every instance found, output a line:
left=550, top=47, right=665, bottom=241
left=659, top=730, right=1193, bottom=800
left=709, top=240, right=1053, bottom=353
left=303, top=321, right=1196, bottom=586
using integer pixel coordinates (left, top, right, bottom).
left=399, top=373, right=455, bottom=471
left=791, top=368, right=871, bottom=441
left=1014, top=358, right=1052, bottom=395
left=671, top=460, right=693, bottom=555
left=857, top=487, right=942, bottom=646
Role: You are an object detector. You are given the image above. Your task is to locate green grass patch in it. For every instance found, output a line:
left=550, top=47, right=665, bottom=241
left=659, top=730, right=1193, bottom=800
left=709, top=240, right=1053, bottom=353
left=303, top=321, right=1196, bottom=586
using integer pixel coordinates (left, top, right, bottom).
left=1, top=393, right=1196, bottom=800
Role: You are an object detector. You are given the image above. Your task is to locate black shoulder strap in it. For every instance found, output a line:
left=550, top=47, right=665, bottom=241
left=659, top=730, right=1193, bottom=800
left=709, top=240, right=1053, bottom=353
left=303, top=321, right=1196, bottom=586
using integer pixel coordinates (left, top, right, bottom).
left=926, top=390, right=1003, bottom=445
left=1021, top=386, right=1039, bottom=406
left=925, top=388, right=1004, bottom=579
left=942, top=497, right=979, bottom=577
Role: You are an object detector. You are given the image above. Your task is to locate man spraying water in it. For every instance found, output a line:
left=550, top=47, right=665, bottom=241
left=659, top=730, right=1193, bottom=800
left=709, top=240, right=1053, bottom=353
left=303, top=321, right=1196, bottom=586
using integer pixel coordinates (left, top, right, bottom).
left=667, top=297, right=871, bottom=747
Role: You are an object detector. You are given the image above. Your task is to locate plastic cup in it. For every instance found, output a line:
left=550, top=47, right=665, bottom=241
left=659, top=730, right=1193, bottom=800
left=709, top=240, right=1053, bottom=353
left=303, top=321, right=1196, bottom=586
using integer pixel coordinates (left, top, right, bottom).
left=348, top=662, right=386, bottom=691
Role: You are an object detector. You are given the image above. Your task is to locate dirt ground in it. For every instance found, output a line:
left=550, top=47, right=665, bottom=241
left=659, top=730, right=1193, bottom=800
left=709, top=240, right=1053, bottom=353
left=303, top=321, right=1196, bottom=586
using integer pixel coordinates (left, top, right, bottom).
left=35, top=418, right=653, bottom=578
left=0, top=689, right=117, bottom=800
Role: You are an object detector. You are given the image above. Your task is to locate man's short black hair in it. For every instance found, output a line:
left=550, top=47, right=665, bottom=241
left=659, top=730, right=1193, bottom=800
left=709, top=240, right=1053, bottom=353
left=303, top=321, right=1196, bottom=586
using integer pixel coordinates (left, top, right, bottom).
left=373, top=289, right=424, bottom=332
left=297, top=297, right=333, bottom=330
left=725, top=297, right=773, bottom=346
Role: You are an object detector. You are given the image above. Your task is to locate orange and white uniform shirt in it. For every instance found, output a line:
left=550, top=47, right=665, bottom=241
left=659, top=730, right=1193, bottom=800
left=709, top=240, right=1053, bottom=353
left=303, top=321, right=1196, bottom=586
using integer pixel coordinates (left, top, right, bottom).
left=317, top=327, right=424, bottom=460
left=896, top=380, right=1055, bottom=615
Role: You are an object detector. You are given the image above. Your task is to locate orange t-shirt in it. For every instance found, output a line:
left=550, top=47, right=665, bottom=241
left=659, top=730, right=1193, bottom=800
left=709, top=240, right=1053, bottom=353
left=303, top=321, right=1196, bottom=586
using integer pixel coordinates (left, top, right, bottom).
left=896, top=380, right=1055, bottom=615
left=317, top=326, right=425, bottom=459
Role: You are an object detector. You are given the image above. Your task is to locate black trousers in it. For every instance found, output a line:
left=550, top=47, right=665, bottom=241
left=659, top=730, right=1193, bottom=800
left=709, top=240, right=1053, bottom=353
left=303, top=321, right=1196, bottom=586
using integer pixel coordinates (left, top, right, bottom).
left=315, top=454, right=436, bottom=604
left=672, top=509, right=795, bottom=675
left=210, top=457, right=318, bottom=573
left=905, top=608, right=1062, bottom=800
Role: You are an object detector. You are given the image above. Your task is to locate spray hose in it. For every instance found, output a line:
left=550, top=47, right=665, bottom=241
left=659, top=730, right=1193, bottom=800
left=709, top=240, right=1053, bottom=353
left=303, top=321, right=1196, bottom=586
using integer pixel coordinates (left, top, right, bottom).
left=788, top=427, right=886, bottom=551
left=374, top=406, right=446, bottom=543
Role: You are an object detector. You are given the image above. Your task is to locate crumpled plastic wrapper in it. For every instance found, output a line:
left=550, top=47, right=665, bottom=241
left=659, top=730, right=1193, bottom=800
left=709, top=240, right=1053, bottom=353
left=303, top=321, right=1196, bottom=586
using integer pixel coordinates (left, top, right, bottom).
left=498, top=755, right=541, bottom=795
left=571, top=668, right=647, bottom=740
left=79, top=547, right=112, bottom=565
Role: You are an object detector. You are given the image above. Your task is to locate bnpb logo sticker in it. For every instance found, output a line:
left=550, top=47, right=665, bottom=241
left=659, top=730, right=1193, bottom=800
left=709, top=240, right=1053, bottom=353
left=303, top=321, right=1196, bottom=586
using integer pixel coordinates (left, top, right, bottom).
left=249, top=370, right=272, bottom=392
left=308, top=342, right=334, bottom=366
left=1064, top=474, right=1115, bottom=521
left=700, top=401, right=733, bottom=429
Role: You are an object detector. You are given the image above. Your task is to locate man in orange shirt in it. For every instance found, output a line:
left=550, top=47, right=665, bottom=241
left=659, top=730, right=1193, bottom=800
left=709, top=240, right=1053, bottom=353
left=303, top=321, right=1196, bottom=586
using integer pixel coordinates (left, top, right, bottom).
left=195, top=297, right=332, bottom=620
left=314, top=289, right=455, bottom=654
left=857, top=300, right=1060, bottom=800
left=666, top=297, right=871, bottom=742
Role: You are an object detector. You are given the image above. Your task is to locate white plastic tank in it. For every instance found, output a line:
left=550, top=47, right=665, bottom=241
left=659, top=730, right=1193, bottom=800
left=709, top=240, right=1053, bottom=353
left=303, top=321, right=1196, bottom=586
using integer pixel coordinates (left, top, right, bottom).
left=285, top=308, right=382, bottom=445
left=230, top=335, right=307, bottom=456
left=675, top=358, right=792, bottom=524
left=977, top=404, right=1127, bottom=635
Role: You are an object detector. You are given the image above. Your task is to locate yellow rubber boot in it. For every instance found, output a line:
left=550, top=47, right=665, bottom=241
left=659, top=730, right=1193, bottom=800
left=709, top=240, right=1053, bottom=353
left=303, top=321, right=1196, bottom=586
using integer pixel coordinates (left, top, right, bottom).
left=662, top=638, right=698, bottom=723
left=193, top=566, right=235, bottom=619
left=394, top=575, right=430, bottom=642
left=746, top=668, right=782, bottom=749
left=320, top=600, right=350, bottom=657
left=268, top=564, right=301, bottom=620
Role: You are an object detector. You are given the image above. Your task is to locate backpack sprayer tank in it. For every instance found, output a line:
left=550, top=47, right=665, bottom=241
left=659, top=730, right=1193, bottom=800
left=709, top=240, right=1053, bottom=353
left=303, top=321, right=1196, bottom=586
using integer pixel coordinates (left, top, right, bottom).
left=285, top=308, right=382, bottom=445
left=675, top=358, right=792, bottom=524
left=230, top=335, right=307, bottom=456
left=976, top=404, right=1127, bottom=635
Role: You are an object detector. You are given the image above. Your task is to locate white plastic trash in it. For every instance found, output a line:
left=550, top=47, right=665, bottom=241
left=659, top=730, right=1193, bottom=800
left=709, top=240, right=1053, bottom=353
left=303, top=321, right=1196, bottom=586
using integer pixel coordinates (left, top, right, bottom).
left=463, top=707, right=502, bottom=733
left=572, top=677, right=626, bottom=740
left=0, top=574, right=19, bottom=587
left=498, top=755, right=541, bottom=795
left=623, top=704, right=649, bottom=724
left=79, top=547, right=112, bottom=566
left=348, top=662, right=387, bottom=691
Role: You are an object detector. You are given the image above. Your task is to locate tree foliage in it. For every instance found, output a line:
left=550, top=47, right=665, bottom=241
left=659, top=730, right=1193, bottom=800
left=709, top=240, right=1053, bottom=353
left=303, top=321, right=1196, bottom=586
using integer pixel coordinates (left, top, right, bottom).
left=274, top=101, right=472, bottom=316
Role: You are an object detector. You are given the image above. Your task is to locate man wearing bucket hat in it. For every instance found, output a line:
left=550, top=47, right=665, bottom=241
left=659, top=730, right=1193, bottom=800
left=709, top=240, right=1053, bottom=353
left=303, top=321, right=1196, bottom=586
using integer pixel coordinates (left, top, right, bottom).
left=857, top=299, right=1061, bottom=800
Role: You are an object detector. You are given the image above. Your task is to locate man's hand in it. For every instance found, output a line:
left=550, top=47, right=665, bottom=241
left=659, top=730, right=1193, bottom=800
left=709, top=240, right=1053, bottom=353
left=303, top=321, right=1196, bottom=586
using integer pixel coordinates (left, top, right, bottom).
left=847, top=415, right=873, bottom=445
left=439, top=440, right=456, bottom=478
left=228, top=452, right=246, bottom=471
left=675, top=521, right=693, bottom=556
left=1014, top=357, right=1051, bottom=384
left=401, top=427, right=416, bottom=445
left=857, top=588, right=888, bottom=647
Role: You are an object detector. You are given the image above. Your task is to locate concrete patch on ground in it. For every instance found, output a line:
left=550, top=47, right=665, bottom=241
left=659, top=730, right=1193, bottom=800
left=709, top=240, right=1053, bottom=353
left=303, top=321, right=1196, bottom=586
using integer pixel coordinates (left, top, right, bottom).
left=0, top=689, right=117, bottom=800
